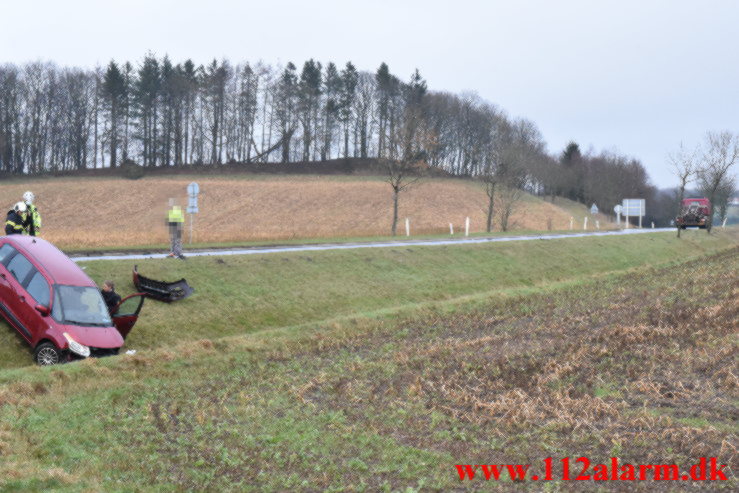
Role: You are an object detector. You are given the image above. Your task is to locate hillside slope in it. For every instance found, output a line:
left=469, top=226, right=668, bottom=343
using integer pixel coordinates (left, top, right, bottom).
left=1, top=175, right=611, bottom=248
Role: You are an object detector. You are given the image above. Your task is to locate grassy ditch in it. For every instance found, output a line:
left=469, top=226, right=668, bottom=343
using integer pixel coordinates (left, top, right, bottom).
left=0, top=229, right=736, bottom=369
left=0, top=241, right=736, bottom=491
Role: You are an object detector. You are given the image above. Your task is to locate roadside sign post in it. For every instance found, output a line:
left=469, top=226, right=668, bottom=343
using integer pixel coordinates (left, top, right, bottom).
left=405, top=218, right=410, bottom=237
left=187, top=182, right=200, bottom=244
left=449, top=223, right=454, bottom=235
left=613, top=204, right=622, bottom=227
left=621, top=199, right=645, bottom=229
left=465, top=217, right=470, bottom=236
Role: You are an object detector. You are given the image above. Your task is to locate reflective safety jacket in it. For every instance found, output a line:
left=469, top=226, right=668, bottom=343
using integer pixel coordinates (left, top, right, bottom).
left=24, top=203, right=41, bottom=236
left=5, top=210, right=25, bottom=235
left=168, top=206, right=185, bottom=224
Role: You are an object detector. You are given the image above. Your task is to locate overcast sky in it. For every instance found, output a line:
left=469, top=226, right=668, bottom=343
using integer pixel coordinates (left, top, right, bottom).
left=2, top=0, right=737, bottom=187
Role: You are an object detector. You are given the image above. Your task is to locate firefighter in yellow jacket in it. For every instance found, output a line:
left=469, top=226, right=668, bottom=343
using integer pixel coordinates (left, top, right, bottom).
left=22, top=191, right=42, bottom=236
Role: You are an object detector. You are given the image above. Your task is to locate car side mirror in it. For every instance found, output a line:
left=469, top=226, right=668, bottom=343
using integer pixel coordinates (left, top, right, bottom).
left=35, top=304, right=50, bottom=317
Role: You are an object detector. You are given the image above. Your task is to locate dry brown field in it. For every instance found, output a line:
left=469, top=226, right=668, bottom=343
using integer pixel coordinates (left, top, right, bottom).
left=0, top=175, right=609, bottom=248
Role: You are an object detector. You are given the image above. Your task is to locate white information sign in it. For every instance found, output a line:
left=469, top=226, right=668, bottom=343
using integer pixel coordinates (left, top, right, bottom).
left=590, top=204, right=599, bottom=214
left=622, top=198, right=645, bottom=228
left=622, top=199, right=645, bottom=217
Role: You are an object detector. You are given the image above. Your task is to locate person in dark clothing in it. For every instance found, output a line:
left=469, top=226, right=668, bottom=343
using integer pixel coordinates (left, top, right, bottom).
left=22, top=191, right=42, bottom=236
left=5, top=202, right=27, bottom=235
left=101, top=280, right=121, bottom=315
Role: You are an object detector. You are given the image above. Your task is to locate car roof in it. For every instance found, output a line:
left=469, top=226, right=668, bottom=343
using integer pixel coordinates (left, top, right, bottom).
left=3, top=236, right=96, bottom=287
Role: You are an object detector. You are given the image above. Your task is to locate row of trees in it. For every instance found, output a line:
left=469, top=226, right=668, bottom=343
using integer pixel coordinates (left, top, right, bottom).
left=0, top=57, right=437, bottom=172
left=1, top=55, right=675, bottom=230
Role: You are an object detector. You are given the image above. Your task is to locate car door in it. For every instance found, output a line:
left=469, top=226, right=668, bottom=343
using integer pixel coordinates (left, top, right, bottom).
left=2, top=250, right=40, bottom=343
left=0, top=243, right=32, bottom=342
left=111, top=294, right=145, bottom=340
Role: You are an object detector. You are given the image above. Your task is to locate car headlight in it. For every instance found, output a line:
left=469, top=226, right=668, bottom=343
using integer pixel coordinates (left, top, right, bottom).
left=63, top=332, right=90, bottom=358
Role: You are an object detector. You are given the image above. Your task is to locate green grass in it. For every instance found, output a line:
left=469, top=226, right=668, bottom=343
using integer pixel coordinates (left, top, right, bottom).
left=0, top=228, right=735, bottom=369
left=0, top=241, right=735, bottom=491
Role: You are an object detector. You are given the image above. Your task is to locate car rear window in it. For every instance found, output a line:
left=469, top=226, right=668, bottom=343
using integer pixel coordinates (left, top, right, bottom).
left=0, top=244, right=16, bottom=264
left=26, top=271, right=50, bottom=307
left=6, top=253, right=33, bottom=285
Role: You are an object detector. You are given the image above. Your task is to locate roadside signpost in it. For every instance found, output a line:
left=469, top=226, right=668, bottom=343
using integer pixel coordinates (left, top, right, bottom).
left=590, top=204, right=599, bottom=215
left=622, top=199, right=645, bottom=228
left=187, top=182, right=199, bottom=243
left=613, top=204, right=622, bottom=226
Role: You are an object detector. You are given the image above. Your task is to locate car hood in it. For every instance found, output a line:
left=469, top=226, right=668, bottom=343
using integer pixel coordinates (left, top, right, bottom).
left=62, top=324, right=124, bottom=349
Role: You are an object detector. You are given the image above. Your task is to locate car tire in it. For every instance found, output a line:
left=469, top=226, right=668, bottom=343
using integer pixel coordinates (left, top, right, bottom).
left=34, top=342, right=64, bottom=366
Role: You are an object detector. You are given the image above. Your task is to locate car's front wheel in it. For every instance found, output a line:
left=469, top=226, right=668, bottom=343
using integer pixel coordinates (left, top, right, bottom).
left=34, top=342, right=64, bottom=366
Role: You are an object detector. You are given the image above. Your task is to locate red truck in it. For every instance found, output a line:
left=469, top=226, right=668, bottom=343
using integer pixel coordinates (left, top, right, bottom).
left=676, top=198, right=712, bottom=231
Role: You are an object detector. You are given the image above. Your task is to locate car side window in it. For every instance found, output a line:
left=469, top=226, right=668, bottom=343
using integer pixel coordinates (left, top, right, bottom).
left=0, top=244, right=16, bottom=265
left=25, top=271, right=51, bottom=307
left=51, top=286, right=63, bottom=322
left=6, top=253, right=34, bottom=285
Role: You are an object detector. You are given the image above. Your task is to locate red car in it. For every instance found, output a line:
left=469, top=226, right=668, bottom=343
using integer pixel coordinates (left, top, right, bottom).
left=0, top=236, right=144, bottom=365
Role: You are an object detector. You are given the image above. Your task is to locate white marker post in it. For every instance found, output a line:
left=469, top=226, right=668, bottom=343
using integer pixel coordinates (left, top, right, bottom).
left=465, top=217, right=470, bottom=237
left=449, top=223, right=454, bottom=235
left=722, top=218, right=728, bottom=228
left=596, top=220, right=600, bottom=230
left=583, top=217, right=588, bottom=230
left=570, top=217, right=574, bottom=230
left=405, top=218, right=410, bottom=237
left=651, top=222, right=655, bottom=229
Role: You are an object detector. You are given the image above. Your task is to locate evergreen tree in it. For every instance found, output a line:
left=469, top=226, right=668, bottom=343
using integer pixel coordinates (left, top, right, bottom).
left=298, top=59, right=322, bottom=161
left=102, top=60, right=126, bottom=167
left=135, top=54, right=161, bottom=166
left=321, top=62, right=342, bottom=160
left=275, top=62, right=298, bottom=162
left=339, top=62, right=358, bottom=158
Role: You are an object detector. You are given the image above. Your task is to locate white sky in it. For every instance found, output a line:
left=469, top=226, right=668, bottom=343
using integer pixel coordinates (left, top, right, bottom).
left=2, top=0, right=738, bottom=188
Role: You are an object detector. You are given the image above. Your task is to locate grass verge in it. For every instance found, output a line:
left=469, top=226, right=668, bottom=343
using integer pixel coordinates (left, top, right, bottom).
left=0, top=229, right=735, bottom=369
left=0, top=241, right=736, bottom=491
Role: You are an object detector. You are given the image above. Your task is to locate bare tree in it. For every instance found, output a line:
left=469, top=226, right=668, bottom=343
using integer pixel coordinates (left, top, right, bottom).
left=497, top=180, right=524, bottom=232
left=668, top=142, right=699, bottom=237
left=481, top=161, right=498, bottom=232
left=495, top=119, right=537, bottom=231
left=697, top=131, right=739, bottom=232
left=385, top=157, right=422, bottom=236
left=712, top=174, right=736, bottom=224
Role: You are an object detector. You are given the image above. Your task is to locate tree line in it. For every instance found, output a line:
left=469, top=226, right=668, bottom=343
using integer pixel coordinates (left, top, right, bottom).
left=1, top=54, right=706, bottom=227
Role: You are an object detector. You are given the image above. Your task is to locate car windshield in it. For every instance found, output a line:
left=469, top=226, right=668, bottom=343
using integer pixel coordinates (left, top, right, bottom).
left=53, top=285, right=112, bottom=327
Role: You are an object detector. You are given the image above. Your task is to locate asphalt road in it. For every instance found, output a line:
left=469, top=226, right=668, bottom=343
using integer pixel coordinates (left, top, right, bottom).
left=71, top=228, right=675, bottom=263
